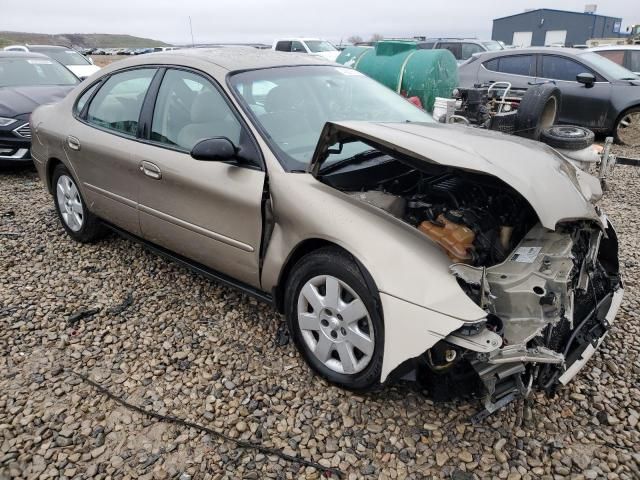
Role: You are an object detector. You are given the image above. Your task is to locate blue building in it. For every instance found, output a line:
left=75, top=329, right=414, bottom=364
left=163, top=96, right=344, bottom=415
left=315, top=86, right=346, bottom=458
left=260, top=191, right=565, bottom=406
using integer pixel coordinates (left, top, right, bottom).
left=492, top=8, right=625, bottom=47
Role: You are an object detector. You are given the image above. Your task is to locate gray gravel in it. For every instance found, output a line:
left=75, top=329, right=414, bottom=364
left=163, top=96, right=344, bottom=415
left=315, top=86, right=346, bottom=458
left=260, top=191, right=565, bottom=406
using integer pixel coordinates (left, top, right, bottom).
left=1, top=149, right=639, bottom=479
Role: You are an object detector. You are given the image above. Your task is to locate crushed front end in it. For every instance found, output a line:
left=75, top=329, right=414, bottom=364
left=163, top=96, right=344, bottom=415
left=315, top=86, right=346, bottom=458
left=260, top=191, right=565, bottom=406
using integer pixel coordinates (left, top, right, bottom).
left=443, top=219, right=623, bottom=418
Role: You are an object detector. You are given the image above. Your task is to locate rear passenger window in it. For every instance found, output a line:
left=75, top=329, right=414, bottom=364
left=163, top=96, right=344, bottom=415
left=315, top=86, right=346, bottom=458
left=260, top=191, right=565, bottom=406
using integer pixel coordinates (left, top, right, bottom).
left=497, top=55, right=534, bottom=76
left=275, top=41, right=292, bottom=52
left=150, top=69, right=241, bottom=151
left=540, top=56, right=591, bottom=81
left=87, top=69, right=155, bottom=136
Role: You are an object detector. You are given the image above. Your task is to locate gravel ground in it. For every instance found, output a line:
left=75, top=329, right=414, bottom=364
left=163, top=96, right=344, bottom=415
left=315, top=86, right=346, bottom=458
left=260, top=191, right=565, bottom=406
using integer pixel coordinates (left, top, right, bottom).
left=1, top=149, right=639, bottom=480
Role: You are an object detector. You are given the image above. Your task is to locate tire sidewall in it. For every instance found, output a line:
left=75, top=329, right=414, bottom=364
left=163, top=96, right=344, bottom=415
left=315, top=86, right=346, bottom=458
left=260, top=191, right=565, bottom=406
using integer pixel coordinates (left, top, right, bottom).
left=516, top=84, right=561, bottom=140
left=285, top=249, right=384, bottom=391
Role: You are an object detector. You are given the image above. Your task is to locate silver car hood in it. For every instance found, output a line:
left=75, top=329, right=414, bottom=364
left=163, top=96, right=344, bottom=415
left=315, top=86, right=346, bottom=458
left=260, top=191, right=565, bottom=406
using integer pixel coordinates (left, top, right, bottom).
left=310, top=121, right=602, bottom=230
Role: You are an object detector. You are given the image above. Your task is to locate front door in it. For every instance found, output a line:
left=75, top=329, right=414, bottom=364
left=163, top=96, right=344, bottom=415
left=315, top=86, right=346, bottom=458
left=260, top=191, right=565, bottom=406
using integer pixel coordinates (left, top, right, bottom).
left=536, top=54, right=612, bottom=129
left=135, top=69, right=265, bottom=287
left=65, top=68, right=158, bottom=235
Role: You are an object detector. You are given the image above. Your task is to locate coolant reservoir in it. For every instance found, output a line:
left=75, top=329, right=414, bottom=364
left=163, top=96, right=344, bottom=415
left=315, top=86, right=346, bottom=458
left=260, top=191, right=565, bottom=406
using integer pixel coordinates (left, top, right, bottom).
left=418, top=213, right=475, bottom=263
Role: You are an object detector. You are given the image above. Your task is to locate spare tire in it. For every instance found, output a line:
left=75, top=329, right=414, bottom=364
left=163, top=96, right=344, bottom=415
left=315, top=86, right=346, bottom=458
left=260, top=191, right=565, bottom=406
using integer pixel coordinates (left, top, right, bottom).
left=515, top=83, right=561, bottom=140
left=540, top=125, right=595, bottom=150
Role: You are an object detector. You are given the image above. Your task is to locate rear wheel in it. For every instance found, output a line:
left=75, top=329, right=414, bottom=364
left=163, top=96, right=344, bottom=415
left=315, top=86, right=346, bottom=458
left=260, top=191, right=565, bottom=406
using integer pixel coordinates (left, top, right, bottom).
left=285, top=247, right=384, bottom=391
left=614, top=108, right=640, bottom=147
left=52, top=164, right=105, bottom=243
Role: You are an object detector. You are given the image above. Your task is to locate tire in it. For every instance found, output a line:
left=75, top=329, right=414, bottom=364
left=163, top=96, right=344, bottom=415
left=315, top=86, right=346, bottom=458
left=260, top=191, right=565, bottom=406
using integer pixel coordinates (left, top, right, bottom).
left=614, top=107, right=640, bottom=147
left=540, top=125, right=595, bottom=150
left=285, top=247, right=384, bottom=391
left=515, top=83, right=561, bottom=140
left=52, top=164, right=106, bottom=243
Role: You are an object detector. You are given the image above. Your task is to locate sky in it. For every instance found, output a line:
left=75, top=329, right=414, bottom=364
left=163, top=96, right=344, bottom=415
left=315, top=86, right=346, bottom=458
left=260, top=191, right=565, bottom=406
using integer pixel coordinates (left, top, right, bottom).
left=2, top=0, right=638, bottom=45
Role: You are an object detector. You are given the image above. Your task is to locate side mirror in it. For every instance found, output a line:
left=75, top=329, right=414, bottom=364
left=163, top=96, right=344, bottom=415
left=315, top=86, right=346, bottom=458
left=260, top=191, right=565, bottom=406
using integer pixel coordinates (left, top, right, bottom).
left=576, top=72, right=596, bottom=88
left=190, top=137, right=236, bottom=161
left=88, top=57, right=94, bottom=64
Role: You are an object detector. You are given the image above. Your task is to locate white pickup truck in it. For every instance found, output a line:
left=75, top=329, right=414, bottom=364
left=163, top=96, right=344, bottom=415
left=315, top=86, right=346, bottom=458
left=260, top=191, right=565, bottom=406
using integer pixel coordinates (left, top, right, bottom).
left=271, top=38, right=340, bottom=62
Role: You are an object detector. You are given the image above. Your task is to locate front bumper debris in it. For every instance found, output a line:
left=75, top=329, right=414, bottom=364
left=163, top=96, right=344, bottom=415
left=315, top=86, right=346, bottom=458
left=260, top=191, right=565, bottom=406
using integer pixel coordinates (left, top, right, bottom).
left=437, top=218, right=622, bottom=419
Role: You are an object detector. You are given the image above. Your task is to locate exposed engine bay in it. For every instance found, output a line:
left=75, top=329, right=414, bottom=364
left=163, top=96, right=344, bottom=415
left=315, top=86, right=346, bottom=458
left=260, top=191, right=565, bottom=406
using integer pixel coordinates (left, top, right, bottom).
left=320, top=152, right=622, bottom=418
left=323, top=154, right=538, bottom=268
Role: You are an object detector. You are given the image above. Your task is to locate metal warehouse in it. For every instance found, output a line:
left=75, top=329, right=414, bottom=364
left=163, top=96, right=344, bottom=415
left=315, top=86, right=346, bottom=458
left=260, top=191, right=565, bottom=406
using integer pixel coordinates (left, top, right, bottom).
left=492, top=8, right=625, bottom=47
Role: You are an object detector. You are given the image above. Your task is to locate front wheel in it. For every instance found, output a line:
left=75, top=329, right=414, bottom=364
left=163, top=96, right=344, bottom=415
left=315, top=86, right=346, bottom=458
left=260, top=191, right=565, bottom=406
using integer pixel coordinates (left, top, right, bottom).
left=285, top=247, right=384, bottom=391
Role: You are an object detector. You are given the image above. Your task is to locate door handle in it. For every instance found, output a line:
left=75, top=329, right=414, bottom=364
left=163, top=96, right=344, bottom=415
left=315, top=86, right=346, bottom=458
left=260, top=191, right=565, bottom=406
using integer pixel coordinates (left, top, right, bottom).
left=139, top=160, right=162, bottom=180
left=67, top=136, right=81, bottom=151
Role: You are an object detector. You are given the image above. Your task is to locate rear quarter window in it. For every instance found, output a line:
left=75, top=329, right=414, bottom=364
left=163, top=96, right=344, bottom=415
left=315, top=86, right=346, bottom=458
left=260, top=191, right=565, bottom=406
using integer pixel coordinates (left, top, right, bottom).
left=275, top=41, right=292, bottom=52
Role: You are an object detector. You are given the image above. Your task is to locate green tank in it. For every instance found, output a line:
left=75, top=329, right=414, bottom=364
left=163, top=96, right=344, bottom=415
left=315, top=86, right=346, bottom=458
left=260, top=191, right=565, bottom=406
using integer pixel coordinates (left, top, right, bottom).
left=336, top=40, right=458, bottom=112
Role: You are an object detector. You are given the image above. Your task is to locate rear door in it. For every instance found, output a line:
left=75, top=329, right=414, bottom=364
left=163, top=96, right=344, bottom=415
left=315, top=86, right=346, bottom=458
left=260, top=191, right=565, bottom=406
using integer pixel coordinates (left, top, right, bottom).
left=536, top=54, right=612, bottom=129
left=134, top=68, right=266, bottom=287
left=66, top=68, right=157, bottom=235
left=477, top=53, right=536, bottom=89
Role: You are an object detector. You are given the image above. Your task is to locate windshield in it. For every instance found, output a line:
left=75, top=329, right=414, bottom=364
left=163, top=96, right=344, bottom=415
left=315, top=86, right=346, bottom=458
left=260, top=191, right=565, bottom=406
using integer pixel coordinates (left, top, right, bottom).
left=0, top=57, right=79, bottom=87
left=482, top=41, right=504, bottom=51
left=578, top=52, right=639, bottom=80
left=230, top=65, right=434, bottom=170
left=305, top=41, right=337, bottom=53
left=29, top=48, right=90, bottom=66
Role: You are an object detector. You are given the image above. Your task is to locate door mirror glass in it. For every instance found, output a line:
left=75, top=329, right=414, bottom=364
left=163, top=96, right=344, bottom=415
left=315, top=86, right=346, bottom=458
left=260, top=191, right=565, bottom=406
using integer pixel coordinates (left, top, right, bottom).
left=576, top=72, right=596, bottom=87
left=190, top=137, right=236, bottom=161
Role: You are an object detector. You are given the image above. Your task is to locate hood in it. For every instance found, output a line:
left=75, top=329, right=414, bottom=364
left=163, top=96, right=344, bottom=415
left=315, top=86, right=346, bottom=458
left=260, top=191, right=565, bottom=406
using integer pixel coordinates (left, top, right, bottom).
left=0, top=85, right=75, bottom=118
left=310, top=121, right=602, bottom=230
left=66, top=64, right=101, bottom=79
left=315, top=51, right=340, bottom=62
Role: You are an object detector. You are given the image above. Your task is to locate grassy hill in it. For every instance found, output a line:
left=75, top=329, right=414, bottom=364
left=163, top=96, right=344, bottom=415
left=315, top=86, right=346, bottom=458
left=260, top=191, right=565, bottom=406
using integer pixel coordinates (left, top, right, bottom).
left=0, top=31, right=170, bottom=48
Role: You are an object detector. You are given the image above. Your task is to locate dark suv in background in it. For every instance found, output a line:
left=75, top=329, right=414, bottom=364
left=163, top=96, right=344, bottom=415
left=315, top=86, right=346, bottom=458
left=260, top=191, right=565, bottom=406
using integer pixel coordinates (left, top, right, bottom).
left=458, top=47, right=640, bottom=145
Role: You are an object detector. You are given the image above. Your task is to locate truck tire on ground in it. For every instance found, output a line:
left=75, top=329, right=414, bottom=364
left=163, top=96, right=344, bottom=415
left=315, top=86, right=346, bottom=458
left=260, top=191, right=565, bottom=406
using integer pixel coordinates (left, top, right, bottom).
left=515, top=84, right=561, bottom=141
left=540, top=125, right=595, bottom=150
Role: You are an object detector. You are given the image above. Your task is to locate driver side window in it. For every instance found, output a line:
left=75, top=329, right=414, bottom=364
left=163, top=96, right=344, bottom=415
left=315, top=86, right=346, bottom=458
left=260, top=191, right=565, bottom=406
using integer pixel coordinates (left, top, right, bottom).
left=150, top=69, right=241, bottom=151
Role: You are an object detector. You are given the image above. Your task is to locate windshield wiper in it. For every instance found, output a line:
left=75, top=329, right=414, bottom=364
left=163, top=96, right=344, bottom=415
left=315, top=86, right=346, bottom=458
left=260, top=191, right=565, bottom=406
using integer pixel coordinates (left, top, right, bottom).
left=319, top=149, right=384, bottom=174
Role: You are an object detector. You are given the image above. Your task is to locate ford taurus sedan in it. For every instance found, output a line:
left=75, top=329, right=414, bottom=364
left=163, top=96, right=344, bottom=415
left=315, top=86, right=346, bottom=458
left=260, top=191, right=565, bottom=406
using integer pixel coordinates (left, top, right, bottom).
left=31, top=48, right=623, bottom=412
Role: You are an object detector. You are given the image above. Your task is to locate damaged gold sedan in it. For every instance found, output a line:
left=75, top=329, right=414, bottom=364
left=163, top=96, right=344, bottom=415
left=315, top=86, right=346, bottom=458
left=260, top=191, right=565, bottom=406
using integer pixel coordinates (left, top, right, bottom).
left=30, top=48, right=623, bottom=417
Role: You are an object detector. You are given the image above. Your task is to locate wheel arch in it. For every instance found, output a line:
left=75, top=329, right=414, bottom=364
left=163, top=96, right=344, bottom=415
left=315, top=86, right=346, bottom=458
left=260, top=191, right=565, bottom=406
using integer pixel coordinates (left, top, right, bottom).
left=613, top=103, right=640, bottom=128
left=273, top=238, right=379, bottom=314
left=45, top=157, right=65, bottom=193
